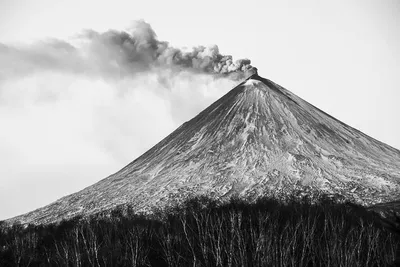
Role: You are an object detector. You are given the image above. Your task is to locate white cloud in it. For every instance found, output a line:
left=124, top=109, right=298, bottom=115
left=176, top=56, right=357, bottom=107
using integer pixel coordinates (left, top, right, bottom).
left=0, top=63, right=236, bottom=220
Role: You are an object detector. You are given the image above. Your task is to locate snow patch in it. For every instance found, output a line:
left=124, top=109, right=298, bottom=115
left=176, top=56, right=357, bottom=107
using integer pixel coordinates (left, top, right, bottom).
left=244, top=79, right=263, bottom=87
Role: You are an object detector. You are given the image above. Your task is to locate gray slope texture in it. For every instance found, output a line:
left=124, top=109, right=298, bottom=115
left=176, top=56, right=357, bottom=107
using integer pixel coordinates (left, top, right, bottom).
left=9, top=73, right=400, bottom=224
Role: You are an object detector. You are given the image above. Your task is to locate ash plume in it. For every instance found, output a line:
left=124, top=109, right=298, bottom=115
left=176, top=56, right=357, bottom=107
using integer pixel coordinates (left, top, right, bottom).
left=80, top=20, right=255, bottom=79
left=0, top=20, right=255, bottom=80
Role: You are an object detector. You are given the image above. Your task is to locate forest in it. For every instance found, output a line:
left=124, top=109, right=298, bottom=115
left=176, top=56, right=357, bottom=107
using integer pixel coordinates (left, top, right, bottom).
left=0, top=196, right=399, bottom=267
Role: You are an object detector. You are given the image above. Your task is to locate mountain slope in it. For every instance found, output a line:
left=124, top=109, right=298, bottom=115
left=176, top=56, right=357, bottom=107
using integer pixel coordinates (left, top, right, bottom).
left=9, top=73, right=400, bottom=224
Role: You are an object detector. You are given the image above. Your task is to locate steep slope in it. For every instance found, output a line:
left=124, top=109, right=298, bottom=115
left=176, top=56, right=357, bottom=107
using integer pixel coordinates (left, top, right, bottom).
left=9, top=73, right=400, bottom=224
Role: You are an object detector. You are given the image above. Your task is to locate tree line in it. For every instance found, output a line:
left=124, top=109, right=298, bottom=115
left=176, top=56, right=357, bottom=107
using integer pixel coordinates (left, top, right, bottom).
left=0, top=196, right=399, bottom=266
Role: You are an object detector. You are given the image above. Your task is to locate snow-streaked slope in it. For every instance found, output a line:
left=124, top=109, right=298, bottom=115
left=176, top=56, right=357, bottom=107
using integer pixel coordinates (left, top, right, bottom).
left=9, top=73, right=400, bottom=224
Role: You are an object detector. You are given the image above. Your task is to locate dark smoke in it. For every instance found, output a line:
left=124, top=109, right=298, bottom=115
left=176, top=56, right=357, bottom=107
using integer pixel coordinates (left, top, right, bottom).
left=81, top=20, right=255, bottom=78
left=0, top=20, right=255, bottom=80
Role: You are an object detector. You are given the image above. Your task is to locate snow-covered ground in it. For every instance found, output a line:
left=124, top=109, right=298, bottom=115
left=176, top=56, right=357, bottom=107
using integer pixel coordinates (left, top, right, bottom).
left=9, top=73, right=400, bottom=225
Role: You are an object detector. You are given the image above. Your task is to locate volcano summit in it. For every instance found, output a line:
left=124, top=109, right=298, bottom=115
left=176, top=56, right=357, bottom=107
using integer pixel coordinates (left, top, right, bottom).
left=9, top=72, right=400, bottom=224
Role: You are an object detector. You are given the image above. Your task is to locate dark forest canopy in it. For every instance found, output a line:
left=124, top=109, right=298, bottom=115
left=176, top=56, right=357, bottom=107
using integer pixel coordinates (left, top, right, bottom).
left=1, top=197, right=399, bottom=267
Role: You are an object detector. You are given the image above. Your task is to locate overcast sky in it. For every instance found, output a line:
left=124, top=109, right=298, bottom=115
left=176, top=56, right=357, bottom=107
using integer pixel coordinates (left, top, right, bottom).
left=0, top=0, right=399, bottom=220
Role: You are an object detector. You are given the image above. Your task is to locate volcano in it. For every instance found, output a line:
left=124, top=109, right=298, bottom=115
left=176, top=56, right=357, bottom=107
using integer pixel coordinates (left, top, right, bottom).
left=9, top=72, right=400, bottom=224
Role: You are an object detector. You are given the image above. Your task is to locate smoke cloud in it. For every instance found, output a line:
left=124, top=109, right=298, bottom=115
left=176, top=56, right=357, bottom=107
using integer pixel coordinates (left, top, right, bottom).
left=0, top=20, right=255, bottom=220
left=0, top=20, right=255, bottom=81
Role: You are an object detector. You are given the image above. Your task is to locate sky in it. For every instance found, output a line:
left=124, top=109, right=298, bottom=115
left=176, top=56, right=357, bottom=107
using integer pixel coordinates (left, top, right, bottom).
left=0, top=0, right=399, bottom=220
